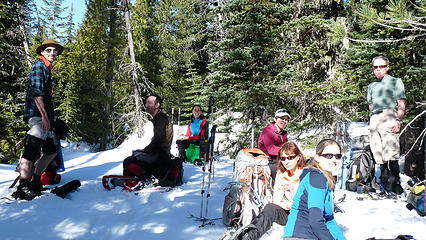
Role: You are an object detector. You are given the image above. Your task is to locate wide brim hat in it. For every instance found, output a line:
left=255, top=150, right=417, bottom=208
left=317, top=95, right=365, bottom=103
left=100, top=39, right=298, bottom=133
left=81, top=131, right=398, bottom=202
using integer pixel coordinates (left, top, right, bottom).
left=274, top=108, right=291, bottom=119
left=36, top=39, right=64, bottom=55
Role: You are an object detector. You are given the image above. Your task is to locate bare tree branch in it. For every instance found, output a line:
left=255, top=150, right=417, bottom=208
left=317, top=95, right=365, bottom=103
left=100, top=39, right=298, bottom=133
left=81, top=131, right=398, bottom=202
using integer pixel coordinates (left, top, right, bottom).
left=347, top=33, right=426, bottom=43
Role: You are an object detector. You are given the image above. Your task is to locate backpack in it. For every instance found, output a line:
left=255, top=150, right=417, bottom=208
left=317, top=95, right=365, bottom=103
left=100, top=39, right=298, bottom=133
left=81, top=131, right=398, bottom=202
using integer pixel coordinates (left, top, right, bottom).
left=345, top=145, right=377, bottom=193
left=222, top=148, right=273, bottom=227
left=406, top=177, right=425, bottom=217
left=159, top=156, right=184, bottom=187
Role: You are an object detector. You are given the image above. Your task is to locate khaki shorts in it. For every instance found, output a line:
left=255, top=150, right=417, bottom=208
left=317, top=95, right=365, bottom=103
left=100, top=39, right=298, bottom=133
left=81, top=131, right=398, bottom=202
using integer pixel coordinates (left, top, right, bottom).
left=369, top=109, right=400, bottom=164
left=27, top=117, right=55, bottom=141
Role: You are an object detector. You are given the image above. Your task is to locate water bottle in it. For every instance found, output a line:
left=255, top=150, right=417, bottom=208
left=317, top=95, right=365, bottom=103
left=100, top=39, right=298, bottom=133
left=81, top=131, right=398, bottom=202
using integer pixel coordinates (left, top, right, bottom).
left=374, top=164, right=381, bottom=184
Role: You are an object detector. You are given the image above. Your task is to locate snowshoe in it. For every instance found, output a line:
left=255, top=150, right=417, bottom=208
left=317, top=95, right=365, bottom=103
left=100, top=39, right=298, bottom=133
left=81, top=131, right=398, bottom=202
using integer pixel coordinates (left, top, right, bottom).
left=11, top=180, right=42, bottom=201
left=102, top=175, right=159, bottom=192
left=102, top=175, right=139, bottom=191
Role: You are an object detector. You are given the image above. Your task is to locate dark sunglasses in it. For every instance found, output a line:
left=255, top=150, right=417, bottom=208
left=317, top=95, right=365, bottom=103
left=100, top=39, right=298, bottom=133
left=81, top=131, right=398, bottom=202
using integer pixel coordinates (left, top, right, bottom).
left=373, top=65, right=387, bottom=70
left=280, top=155, right=297, bottom=161
left=44, top=48, right=58, bottom=54
left=320, top=153, right=342, bottom=160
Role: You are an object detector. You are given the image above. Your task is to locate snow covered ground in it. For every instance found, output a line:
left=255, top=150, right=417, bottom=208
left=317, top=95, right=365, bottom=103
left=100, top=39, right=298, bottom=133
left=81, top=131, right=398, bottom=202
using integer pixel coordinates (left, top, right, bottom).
left=1, top=125, right=425, bottom=240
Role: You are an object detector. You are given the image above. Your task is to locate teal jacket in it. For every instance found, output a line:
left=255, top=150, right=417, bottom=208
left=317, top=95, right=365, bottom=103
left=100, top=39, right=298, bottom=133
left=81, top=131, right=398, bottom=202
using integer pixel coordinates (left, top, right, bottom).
left=284, top=168, right=346, bottom=240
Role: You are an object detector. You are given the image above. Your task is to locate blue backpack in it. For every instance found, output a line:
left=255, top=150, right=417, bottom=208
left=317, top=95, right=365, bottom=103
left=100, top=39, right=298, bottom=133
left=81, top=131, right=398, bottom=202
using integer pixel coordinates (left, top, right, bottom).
left=406, top=177, right=425, bottom=217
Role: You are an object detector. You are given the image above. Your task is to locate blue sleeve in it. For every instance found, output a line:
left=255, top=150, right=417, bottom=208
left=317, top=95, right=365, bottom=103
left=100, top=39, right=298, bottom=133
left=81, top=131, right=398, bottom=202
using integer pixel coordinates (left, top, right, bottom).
left=307, top=171, right=335, bottom=240
left=326, top=218, right=346, bottom=240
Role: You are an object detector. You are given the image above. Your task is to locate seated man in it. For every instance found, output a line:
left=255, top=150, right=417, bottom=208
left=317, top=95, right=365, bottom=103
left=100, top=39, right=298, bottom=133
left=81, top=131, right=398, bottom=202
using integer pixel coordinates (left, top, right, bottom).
left=258, top=108, right=291, bottom=180
left=122, top=94, right=181, bottom=187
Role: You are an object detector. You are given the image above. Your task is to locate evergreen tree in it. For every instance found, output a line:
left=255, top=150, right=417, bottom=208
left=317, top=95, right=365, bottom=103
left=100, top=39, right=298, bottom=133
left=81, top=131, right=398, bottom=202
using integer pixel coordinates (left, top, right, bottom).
left=55, top=0, right=127, bottom=150
left=335, top=0, right=425, bottom=121
left=207, top=0, right=285, bottom=115
left=132, top=0, right=211, bottom=113
left=38, top=0, right=69, bottom=41
left=0, top=0, right=30, bottom=163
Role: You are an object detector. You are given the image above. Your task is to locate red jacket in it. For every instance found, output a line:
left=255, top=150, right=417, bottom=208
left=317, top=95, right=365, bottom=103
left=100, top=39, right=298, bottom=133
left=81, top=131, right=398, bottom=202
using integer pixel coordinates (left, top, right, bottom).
left=184, top=118, right=208, bottom=142
left=258, top=123, right=288, bottom=159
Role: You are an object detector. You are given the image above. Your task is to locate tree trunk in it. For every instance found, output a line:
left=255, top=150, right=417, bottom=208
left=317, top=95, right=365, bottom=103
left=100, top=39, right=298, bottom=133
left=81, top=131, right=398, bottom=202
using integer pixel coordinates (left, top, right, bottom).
left=122, top=0, right=145, bottom=137
left=16, top=2, right=32, bottom=68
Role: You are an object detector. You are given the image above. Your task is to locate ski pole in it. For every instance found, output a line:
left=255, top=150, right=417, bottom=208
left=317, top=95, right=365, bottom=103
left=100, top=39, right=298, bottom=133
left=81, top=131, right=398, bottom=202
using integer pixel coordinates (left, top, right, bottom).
left=204, top=96, right=215, bottom=218
left=250, top=106, right=255, bottom=148
left=200, top=155, right=206, bottom=218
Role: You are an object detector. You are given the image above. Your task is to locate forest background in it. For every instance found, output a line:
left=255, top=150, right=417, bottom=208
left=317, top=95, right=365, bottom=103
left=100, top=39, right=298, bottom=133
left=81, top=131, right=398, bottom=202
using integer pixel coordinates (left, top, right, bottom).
left=0, top=0, right=424, bottom=175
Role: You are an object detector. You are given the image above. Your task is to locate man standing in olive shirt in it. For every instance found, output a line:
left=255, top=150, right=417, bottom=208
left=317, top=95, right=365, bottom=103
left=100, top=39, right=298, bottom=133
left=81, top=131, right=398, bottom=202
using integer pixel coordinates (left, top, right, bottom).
left=368, top=55, right=406, bottom=195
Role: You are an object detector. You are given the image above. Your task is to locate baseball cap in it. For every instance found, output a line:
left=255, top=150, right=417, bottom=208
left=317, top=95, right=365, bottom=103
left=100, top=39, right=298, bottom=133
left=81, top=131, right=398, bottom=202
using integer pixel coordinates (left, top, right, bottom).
left=274, top=108, right=291, bottom=119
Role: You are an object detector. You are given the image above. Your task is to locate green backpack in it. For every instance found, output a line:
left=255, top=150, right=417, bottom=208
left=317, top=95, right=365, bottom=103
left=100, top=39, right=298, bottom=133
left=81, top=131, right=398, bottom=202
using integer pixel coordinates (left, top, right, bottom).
left=186, top=144, right=200, bottom=163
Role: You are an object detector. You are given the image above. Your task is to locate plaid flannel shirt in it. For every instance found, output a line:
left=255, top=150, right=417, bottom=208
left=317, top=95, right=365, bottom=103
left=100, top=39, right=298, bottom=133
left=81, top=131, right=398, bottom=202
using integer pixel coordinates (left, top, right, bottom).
left=23, top=58, right=54, bottom=124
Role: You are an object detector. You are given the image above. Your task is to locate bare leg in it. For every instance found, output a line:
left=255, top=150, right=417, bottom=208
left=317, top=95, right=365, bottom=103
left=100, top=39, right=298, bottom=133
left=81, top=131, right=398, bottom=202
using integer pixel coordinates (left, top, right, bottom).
left=34, top=153, right=57, bottom=176
left=19, top=158, right=33, bottom=179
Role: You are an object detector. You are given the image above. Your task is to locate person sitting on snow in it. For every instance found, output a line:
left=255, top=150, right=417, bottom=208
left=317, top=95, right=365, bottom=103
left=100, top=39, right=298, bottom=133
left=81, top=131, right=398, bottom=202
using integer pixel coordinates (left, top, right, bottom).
left=176, top=104, right=208, bottom=164
left=258, top=108, right=291, bottom=180
left=121, top=94, right=179, bottom=187
left=283, top=139, right=346, bottom=240
left=233, top=142, right=307, bottom=240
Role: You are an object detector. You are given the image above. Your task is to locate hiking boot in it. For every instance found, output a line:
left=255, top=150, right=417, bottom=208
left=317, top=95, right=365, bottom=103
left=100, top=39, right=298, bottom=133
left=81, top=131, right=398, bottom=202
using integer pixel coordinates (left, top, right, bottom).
left=194, top=158, right=203, bottom=166
left=231, top=224, right=256, bottom=240
left=32, top=175, right=48, bottom=192
left=385, top=161, right=404, bottom=195
left=11, top=179, right=42, bottom=201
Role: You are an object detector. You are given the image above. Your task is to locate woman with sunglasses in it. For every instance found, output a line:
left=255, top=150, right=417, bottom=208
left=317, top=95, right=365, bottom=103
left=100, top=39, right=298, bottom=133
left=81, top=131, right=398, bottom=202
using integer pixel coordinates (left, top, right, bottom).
left=234, top=142, right=306, bottom=240
left=283, top=139, right=346, bottom=240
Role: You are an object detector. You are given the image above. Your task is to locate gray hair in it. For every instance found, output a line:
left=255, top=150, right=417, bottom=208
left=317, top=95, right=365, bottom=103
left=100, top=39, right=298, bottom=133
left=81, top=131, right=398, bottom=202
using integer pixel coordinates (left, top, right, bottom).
left=372, top=55, right=389, bottom=66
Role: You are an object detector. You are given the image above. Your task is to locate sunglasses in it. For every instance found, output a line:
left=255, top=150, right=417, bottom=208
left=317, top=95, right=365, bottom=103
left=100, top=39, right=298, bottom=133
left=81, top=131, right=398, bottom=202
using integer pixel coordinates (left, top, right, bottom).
left=280, top=155, right=297, bottom=161
left=373, top=65, right=387, bottom=70
left=320, top=153, right=342, bottom=160
left=44, top=48, right=58, bottom=54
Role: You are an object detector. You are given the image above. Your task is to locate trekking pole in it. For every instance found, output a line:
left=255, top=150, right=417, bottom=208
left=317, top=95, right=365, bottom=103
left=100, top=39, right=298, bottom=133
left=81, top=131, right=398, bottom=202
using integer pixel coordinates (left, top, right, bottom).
left=205, top=126, right=217, bottom=217
left=200, top=156, right=206, bottom=218
left=178, top=107, right=181, bottom=127
left=204, top=96, right=215, bottom=217
left=262, top=107, right=268, bottom=127
left=171, top=107, right=174, bottom=124
left=250, top=106, right=255, bottom=148
left=205, top=153, right=213, bottom=217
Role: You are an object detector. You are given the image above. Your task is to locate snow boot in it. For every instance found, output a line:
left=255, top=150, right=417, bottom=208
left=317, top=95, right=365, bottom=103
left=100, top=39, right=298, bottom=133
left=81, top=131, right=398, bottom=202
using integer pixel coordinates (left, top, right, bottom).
left=230, top=224, right=257, bottom=240
left=11, top=178, right=42, bottom=201
left=176, top=140, right=189, bottom=163
left=385, top=160, right=403, bottom=195
left=380, top=163, right=390, bottom=192
left=32, top=174, right=48, bottom=192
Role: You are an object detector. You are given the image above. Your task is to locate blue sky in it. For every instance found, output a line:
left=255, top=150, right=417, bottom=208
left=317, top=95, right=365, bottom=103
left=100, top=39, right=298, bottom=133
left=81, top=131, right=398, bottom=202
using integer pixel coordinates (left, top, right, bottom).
left=67, top=0, right=87, bottom=27
left=35, top=0, right=87, bottom=26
